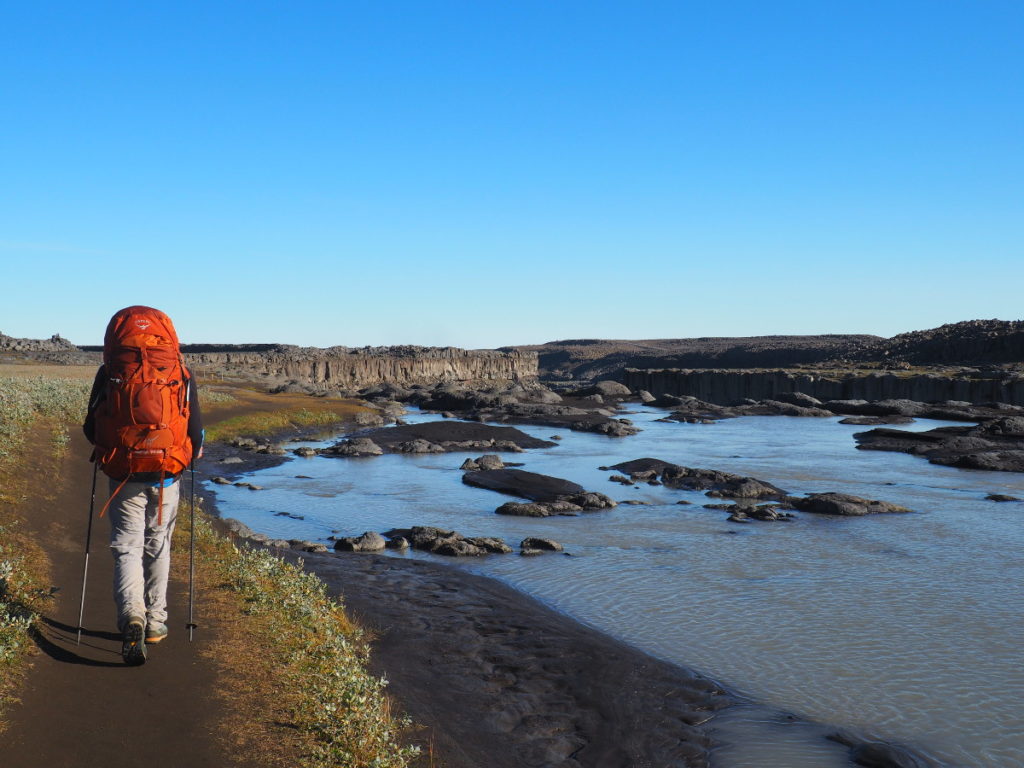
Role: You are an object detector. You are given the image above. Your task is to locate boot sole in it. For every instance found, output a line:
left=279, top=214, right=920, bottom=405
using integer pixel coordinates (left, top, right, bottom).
left=122, top=621, right=147, bottom=666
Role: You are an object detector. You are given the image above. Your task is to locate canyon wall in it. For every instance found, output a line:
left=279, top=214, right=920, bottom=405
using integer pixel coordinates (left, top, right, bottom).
left=184, top=346, right=538, bottom=389
left=623, top=368, right=1024, bottom=406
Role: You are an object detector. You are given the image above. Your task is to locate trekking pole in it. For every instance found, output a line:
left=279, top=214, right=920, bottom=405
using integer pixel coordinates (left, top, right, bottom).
left=76, top=462, right=99, bottom=645
left=186, top=460, right=198, bottom=641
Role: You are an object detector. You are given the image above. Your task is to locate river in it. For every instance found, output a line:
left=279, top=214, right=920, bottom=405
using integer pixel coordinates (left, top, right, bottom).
left=210, top=407, right=1024, bottom=767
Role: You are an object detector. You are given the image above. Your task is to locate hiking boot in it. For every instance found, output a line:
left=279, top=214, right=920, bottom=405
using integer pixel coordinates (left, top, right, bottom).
left=145, top=621, right=168, bottom=644
left=121, top=616, right=147, bottom=666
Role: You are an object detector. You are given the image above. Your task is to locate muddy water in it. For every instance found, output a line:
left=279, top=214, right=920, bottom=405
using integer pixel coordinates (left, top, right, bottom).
left=211, top=409, right=1024, bottom=767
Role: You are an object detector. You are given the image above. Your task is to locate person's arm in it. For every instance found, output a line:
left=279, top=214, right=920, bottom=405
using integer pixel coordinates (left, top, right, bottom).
left=187, top=376, right=204, bottom=459
left=82, top=365, right=106, bottom=444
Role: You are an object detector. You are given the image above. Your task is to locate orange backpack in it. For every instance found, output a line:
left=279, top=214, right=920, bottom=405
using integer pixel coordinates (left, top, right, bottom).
left=93, top=306, right=195, bottom=484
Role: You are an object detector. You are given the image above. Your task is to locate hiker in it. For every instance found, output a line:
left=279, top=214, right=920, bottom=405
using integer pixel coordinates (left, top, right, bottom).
left=82, top=306, right=203, bottom=665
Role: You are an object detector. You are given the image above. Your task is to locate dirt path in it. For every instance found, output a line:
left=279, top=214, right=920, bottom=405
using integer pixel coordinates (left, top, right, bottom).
left=3, top=432, right=229, bottom=768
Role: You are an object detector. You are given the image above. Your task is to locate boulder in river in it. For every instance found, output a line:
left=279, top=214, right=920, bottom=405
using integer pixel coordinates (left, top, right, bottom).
left=839, top=416, right=916, bottom=426
left=855, top=417, right=1024, bottom=473
left=520, top=537, right=564, bottom=555
left=461, top=454, right=505, bottom=471
left=463, top=468, right=585, bottom=501
left=334, top=531, right=387, bottom=552
left=788, top=493, right=912, bottom=516
left=384, top=526, right=512, bottom=556
left=341, top=421, right=555, bottom=455
left=495, top=500, right=583, bottom=517
left=985, top=493, right=1021, bottom=502
left=322, top=437, right=384, bottom=457
left=661, top=466, right=788, bottom=500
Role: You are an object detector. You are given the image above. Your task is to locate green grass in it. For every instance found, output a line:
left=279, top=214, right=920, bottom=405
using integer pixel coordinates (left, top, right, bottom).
left=0, top=376, right=90, bottom=460
left=188, top=513, right=419, bottom=768
left=205, top=407, right=355, bottom=443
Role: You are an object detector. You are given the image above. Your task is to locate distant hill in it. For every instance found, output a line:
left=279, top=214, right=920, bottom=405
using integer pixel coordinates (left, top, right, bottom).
left=506, top=320, right=1024, bottom=380
left=864, top=320, right=1024, bottom=366
left=505, top=334, right=883, bottom=380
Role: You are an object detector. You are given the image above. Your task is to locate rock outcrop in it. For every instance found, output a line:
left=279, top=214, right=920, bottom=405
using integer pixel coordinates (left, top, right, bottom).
left=787, top=493, right=912, bottom=516
left=321, top=421, right=555, bottom=457
left=854, top=417, right=1024, bottom=473
left=610, top=459, right=789, bottom=500
left=623, top=368, right=1024, bottom=407
left=181, top=345, right=538, bottom=390
left=382, top=526, right=513, bottom=556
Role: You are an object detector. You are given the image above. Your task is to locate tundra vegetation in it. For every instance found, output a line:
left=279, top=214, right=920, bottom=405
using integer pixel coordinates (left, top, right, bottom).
left=0, top=375, right=90, bottom=724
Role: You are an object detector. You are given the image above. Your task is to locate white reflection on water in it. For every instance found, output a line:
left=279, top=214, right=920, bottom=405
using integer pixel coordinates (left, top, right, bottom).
left=213, top=409, right=1024, bottom=768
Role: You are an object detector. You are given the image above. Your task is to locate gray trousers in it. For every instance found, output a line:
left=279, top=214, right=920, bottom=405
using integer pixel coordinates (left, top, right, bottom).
left=107, top=478, right=180, bottom=630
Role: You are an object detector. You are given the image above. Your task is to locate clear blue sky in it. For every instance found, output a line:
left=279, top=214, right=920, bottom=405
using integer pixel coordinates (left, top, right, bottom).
left=2, top=1, right=1021, bottom=348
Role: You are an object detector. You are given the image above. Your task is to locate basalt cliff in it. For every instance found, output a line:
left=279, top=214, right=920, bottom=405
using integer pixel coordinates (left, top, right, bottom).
left=182, top=345, right=537, bottom=390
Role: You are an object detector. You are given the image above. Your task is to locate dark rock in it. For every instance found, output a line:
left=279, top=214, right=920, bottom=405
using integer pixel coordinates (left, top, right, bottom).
left=385, top=536, right=410, bottom=550
left=609, top=458, right=788, bottom=499
left=463, top=469, right=585, bottom=501
left=608, top=474, right=634, bottom=485
left=211, top=476, right=232, bottom=485
left=293, top=541, right=329, bottom=553
left=773, top=391, right=824, bottom=407
left=344, top=421, right=555, bottom=454
left=561, top=491, right=617, bottom=509
left=985, top=494, right=1021, bottom=502
left=789, top=493, right=912, bottom=516
left=334, top=531, right=387, bottom=552
left=384, top=526, right=511, bottom=556
left=322, top=437, right=384, bottom=457
left=839, top=416, right=916, bottom=426
left=592, top=380, right=632, bottom=397
left=222, top=518, right=254, bottom=538
left=824, top=399, right=873, bottom=415
left=666, top=467, right=788, bottom=500
left=610, top=458, right=683, bottom=475
left=495, top=501, right=583, bottom=517
left=520, top=537, right=563, bottom=552
left=475, top=454, right=505, bottom=470
left=293, top=446, right=318, bottom=457
left=855, top=419, right=1024, bottom=473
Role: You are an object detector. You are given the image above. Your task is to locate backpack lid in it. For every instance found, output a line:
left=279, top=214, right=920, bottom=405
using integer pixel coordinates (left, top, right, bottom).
left=103, top=306, right=181, bottom=363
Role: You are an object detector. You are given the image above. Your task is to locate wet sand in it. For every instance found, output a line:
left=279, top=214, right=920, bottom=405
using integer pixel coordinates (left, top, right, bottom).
left=280, top=547, right=732, bottom=768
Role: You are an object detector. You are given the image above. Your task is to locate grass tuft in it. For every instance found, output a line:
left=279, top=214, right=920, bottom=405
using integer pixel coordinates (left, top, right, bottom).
left=185, top=512, right=419, bottom=767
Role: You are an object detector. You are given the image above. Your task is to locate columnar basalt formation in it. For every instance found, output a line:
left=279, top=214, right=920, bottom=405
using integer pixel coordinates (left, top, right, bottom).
left=182, top=345, right=538, bottom=389
left=622, top=368, right=1024, bottom=406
